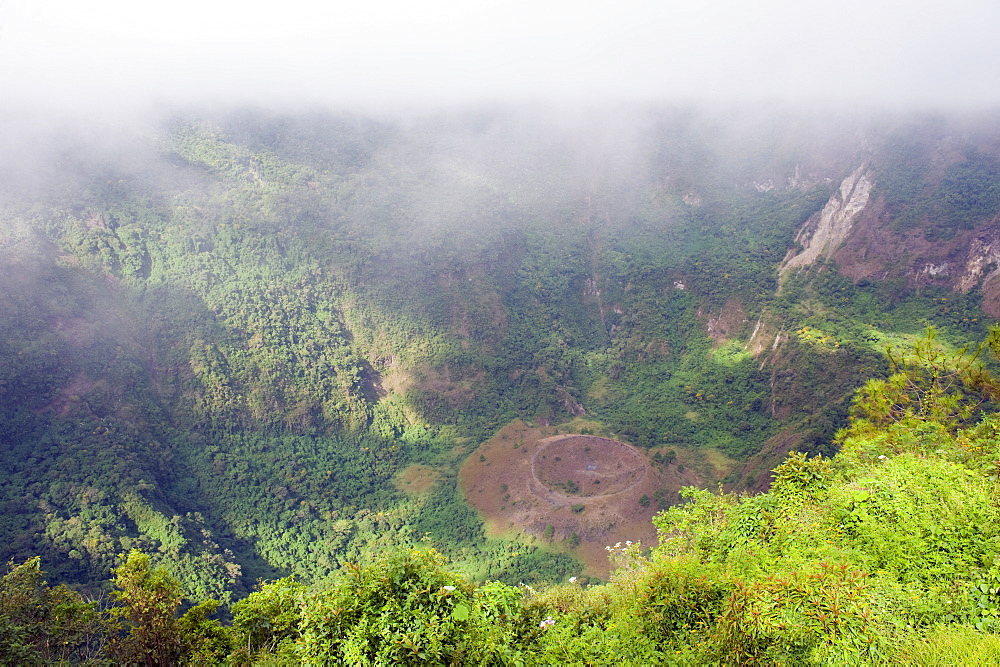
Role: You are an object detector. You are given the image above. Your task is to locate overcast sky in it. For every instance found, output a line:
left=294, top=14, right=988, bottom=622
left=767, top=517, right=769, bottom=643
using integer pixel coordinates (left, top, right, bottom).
left=2, top=0, right=1000, bottom=114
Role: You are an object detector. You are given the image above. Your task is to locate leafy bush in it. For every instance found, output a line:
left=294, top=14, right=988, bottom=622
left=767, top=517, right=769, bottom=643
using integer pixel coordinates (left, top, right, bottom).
left=893, top=624, right=1000, bottom=665
left=0, top=557, right=106, bottom=664
left=297, top=549, right=500, bottom=665
left=229, top=576, right=306, bottom=659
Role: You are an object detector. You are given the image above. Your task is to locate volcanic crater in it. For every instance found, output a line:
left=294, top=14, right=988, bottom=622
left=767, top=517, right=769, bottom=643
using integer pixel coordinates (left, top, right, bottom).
left=532, top=435, right=646, bottom=497
left=460, top=419, right=700, bottom=577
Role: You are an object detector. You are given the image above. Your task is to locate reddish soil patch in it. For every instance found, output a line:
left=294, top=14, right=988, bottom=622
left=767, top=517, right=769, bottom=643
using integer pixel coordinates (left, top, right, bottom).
left=33, top=374, right=97, bottom=418
left=394, top=465, right=441, bottom=497
left=460, top=420, right=701, bottom=579
left=700, top=298, right=748, bottom=344
left=981, top=273, right=1000, bottom=319
left=533, top=436, right=645, bottom=497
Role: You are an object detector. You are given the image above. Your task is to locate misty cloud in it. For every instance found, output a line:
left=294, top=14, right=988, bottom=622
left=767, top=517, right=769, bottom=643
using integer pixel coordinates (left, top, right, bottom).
left=2, top=0, right=1000, bottom=113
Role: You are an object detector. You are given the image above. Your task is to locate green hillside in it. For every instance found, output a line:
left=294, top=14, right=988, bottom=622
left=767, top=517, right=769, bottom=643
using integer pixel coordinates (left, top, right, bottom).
left=2, top=106, right=1000, bottom=663
left=5, top=328, right=1000, bottom=664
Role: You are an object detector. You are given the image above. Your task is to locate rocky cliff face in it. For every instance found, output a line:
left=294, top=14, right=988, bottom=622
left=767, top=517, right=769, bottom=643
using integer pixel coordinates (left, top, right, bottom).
left=959, top=231, right=1000, bottom=316
left=779, top=151, right=1000, bottom=317
left=781, top=165, right=874, bottom=274
left=830, top=215, right=1000, bottom=317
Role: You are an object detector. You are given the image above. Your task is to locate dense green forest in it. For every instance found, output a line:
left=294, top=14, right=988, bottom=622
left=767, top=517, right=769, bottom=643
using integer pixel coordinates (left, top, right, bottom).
left=3, top=106, right=1000, bottom=662
left=5, top=328, right=1000, bottom=664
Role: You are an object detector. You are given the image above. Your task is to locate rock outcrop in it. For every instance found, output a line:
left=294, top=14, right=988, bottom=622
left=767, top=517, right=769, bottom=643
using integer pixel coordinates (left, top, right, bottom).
left=957, top=227, right=1000, bottom=293
left=781, top=165, right=873, bottom=274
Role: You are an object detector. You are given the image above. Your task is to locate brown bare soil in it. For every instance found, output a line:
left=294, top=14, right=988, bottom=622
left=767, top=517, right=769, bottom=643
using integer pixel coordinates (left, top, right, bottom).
left=33, top=374, right=97, bottom=418
left=700, top=298, right=748, bottom=344
left=533, top=436, right=645, bottom=496
left=414, top=364, right=484, bottom=411
left=393, top=464, right=441, bottom=497
left=459, top=419, right=701, bottom=578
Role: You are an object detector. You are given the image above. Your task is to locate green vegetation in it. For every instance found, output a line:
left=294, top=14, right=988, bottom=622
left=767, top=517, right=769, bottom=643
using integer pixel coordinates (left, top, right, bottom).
left=877, top=130, right=1000, bottom=240
left=1, top=109, right=856, bottom=596
left=6, top=328, right=1000, bottom=663
left=3, top=107, right=1000, bottom=662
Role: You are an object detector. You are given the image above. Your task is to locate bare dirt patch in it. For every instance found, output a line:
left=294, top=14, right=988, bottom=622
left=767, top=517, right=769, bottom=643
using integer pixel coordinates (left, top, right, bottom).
left=394, top=464, right=441, bottom=497
left=460, top=419, right=702, bottom=579
left=700, top=298, right=748, bottom=344
left=533, top=436, right=646, bottom=497
left=33, top=374, right=97, bottom=418
left=415, top=364, right=484, bottom=411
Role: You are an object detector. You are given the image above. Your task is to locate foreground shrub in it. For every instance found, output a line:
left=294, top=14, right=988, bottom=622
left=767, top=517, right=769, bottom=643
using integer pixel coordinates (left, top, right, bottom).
left=229, top=576, right=306, bottom=663
left=894, top=624, right=1000, bottom=666
left=297, top=548, right=504, bottom=665
left=0, top=557, right=106, bottom=664
left=710, top=562, right=887, bottom=664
